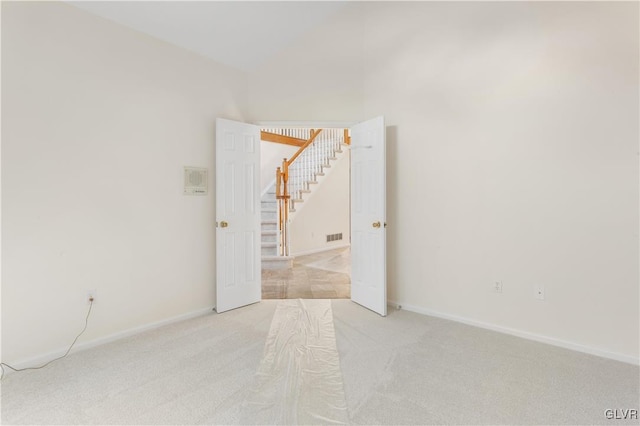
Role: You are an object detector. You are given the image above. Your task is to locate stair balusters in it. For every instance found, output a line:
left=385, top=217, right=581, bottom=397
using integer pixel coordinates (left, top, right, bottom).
left=271, top=128, right=347, bottom=257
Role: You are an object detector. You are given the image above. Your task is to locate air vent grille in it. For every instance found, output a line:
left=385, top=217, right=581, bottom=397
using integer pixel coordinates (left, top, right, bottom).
left=326, top=233, right=343, bottom=242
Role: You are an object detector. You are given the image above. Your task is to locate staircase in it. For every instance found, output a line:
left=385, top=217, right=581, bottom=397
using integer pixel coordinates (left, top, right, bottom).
left=261, top=186, right=293, bottom=270
left=260, top=128, right=349, bottom=270
left=285, top=129, right=345, bottom=213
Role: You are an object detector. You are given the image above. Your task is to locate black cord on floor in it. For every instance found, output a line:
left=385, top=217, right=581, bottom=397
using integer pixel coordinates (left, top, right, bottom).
left=0, top=299, right=94, bottom=380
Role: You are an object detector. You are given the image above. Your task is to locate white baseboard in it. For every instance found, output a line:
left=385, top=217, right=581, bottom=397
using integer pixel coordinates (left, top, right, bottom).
left=291, top=243, right=350, bottom=257
left=3, top=307, right=214, bottom=373
left=388, top=300, right=639, bottom=366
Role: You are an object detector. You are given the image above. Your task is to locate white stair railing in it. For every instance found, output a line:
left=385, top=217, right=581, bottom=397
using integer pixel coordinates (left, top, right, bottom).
left=265, top=127, right=349, bottom=256
left=286, top=128, right=343, bottom=209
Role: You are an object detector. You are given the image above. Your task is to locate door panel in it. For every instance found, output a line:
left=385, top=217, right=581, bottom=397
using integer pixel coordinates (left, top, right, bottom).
left=350, top=116, right=386, bottom=316
left=216, top=118, right=261, bottom=313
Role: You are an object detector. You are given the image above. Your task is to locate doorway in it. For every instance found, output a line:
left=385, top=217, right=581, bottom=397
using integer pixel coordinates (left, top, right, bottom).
left=258, top=125, right=351, bottom=300
left=215, top=117, right=386, bottom=316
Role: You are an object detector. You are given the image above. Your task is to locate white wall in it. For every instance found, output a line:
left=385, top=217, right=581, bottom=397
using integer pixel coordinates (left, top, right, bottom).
left=3, top=1, right=637, bottom=366
left=290, top=150, right=350, bottom=255
left=260, top=141, right=297, bottom=194
left=1, top=2, right=247, bottom=363
left=249, top=2, right=639, bottom=362
left=247, top=4, right=365, bottom=122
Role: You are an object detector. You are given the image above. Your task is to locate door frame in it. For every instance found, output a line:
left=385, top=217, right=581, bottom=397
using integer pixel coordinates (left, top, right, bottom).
left=254, top=120, right=385, bottom=314
left=255, top=119, right=357, bottom=262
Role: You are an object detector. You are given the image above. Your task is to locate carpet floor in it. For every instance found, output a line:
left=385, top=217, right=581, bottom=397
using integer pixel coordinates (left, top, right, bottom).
left=1, top=300, right=638, bottom=425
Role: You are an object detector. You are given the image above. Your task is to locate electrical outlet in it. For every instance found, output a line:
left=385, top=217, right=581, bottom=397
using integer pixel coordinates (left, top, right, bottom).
left=493, top=281, right=503, bottom=293
left=86, top=289, right=97, bottom=305
left=534, top=284, right=545, bottom=300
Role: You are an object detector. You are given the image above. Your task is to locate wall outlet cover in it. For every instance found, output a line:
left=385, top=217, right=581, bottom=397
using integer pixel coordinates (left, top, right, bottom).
left=534, top=285, right=545, bottom=300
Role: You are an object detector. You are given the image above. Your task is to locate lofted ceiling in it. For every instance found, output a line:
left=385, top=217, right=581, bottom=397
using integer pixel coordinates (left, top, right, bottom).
left=67, top=1, right=348, bottom=72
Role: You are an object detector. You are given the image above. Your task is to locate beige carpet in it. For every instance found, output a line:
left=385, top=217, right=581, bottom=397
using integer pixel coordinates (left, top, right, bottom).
left=2, top=300, right=638, bottom=425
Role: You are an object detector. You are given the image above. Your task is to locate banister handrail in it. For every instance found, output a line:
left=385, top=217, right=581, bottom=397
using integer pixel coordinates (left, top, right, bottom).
left=276, top=160, right=291, bottom=256
left=275, top=166, right=282, bottom=199
left=286, top=129, right=323, bottom=166
left=270, top=127, right=348, bottom=258
left=261, top=131, right=306, bottom=147
left=343, top=129, right=351, bottom=145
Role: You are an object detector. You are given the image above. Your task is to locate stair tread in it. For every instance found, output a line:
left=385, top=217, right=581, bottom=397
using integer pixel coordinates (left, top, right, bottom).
left=262, top=255, right=295, bottom=260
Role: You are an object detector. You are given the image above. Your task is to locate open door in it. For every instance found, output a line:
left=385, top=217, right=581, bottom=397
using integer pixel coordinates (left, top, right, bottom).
left=215, top=118, right=261, bottom=313
left=350, top=116, right=387, bottom=316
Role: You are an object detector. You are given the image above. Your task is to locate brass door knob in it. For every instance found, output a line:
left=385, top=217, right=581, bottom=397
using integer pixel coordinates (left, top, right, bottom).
left=220, top=221, right=229, bottom=228
left=372, top=221, right=381, bottom=228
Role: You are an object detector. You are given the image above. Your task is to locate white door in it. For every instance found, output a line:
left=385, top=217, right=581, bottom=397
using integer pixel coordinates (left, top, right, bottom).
left=215, top=118, right=261, bottom=313
left=350, top=116, right=387, bottom=316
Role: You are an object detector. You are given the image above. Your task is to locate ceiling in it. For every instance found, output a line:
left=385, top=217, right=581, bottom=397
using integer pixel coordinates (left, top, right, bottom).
left=67, top=1, right=347, bottom=72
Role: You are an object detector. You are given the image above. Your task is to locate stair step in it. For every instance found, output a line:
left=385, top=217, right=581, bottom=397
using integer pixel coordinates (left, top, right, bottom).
left=261, top=243, right=277, bottom=256
left=292, top=198, right=304, bottom=203
left=261, top=229, right=277, bottom=242
left=261, top=221, right=277, bottom=231
left=262, top=255, right=295, bottom=270
left=262, top=211, right=277, bottom=221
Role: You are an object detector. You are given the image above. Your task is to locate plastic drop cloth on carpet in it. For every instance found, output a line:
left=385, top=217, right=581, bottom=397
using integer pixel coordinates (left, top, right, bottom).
left=241, top=299, right=348, bottom=425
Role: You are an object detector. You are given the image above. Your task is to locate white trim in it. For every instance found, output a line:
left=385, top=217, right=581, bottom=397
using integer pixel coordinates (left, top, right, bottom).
left=261, top=178, right=276, bottom=198
left=3, top=307, right=214, bottom=373
left=388, top=300, right=639, bottom=366
left=291, top=242, right=350, bottom=257
left=255, top=120, right=357, bottom=129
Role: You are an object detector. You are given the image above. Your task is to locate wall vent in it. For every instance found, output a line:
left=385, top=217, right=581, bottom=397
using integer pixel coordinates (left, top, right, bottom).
left=184, top=167, right=208, bottom=195
left=326, top=233, right=343, bottom=242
